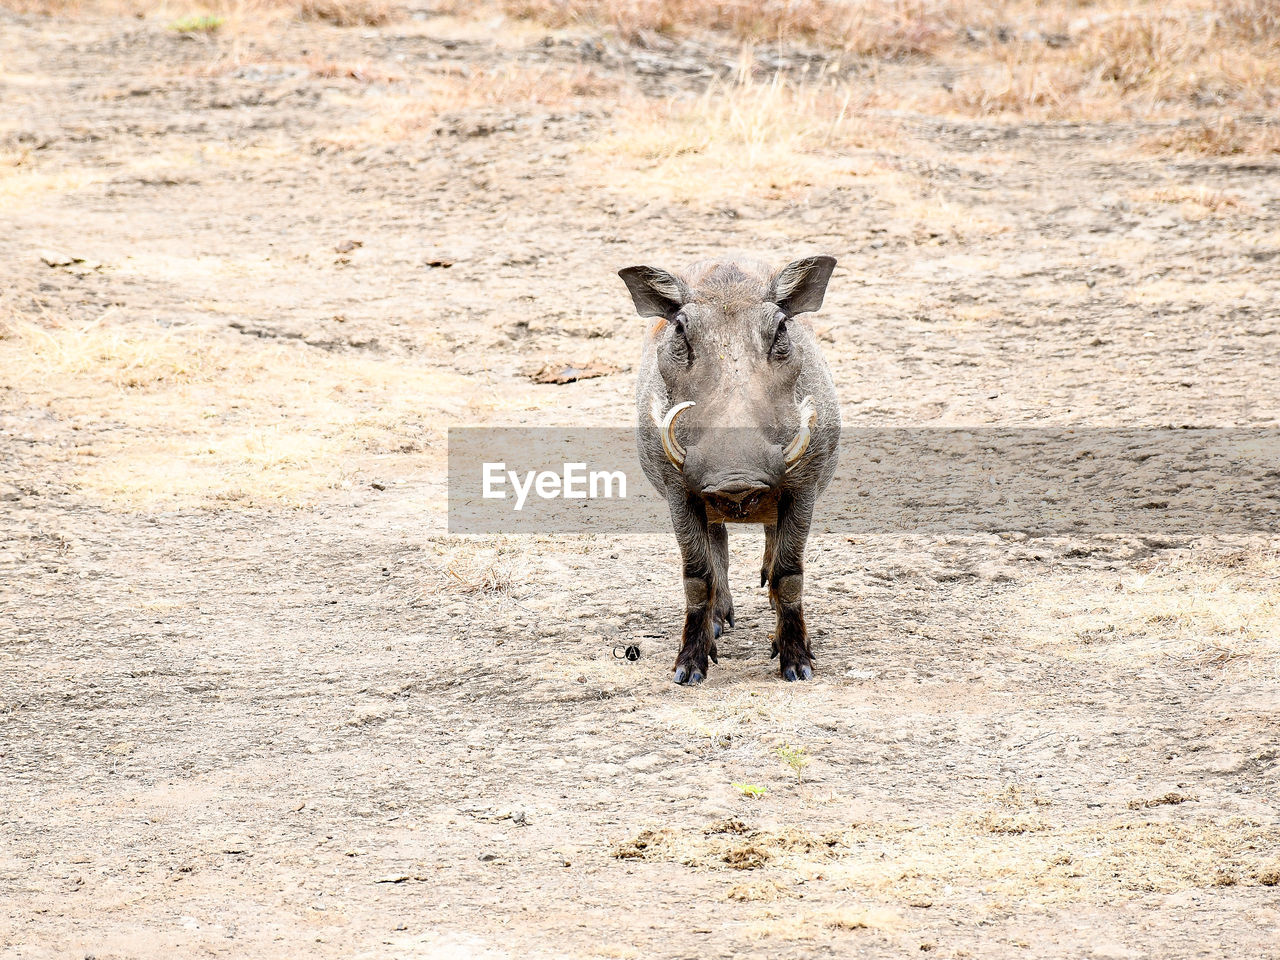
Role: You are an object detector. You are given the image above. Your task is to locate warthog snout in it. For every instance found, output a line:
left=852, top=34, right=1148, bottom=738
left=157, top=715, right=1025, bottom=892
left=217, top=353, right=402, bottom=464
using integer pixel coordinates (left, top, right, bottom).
left=701, top=480, right=770, bottom=503
left=653, top=394, right=818, bottom=479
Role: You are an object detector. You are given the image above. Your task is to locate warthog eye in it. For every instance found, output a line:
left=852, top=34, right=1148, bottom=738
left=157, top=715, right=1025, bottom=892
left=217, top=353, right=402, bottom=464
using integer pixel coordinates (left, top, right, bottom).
left=670, top=312, right=693, bottom=365
left=769, top=313, right=791, bottom=360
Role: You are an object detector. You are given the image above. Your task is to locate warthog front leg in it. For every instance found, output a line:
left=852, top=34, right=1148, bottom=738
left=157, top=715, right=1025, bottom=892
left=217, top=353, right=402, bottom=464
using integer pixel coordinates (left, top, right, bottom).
left=668, top=496, right=719, bottom=685
left=767, top=493, right=815, bottom=682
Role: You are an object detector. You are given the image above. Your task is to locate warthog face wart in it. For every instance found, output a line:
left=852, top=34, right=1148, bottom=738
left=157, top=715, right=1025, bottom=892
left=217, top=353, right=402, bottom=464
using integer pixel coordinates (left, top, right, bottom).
left=621, top=257, right=841, bottom=685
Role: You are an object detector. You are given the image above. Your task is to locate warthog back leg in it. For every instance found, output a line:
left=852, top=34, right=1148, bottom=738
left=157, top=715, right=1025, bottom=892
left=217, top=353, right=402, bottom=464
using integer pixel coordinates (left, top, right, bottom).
left=760, top=523, right=777, bottom=603
left=668, top=495, right=716, bottom=685
left=768, top=493, right=815, bottom=681
left=708, top=521, right=733, bottom=643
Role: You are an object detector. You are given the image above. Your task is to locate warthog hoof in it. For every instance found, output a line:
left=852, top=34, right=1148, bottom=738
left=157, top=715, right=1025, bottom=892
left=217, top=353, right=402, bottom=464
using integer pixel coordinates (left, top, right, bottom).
left=781, top=662, right=814, bottom=682
left=674, top=642, right=713, bottom=684
left=673, top=664, right=705, bottom=685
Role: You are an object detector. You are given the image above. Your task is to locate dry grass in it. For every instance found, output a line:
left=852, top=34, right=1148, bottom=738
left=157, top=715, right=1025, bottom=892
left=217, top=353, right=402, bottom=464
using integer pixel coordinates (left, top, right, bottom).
left=822, top=816, right=1280, bottom=901
left=318, top=62, right=618, bottom=147
left=615, top=810, right=1280, bottom=908
left=818, top=907, right=905, bottom=932
left=493, top=1, right=1280, bottom=135
left=1141, top=185, right=1243, bottom=212
left=496, top=1, right=1280, bottom=123
left=389, top=62, right=617, bottom=129
left=293, top=0, right=397, bottom=26
left=11, top=0, right=1279, bottom=143
left=1020, top=549, right=1280, bottom=676
left=304, top=55, right=405, bottom=83
left=10, top=0, right=1280, bottom=128
left=1129, top=183, right=1253, bottom=219
left=942, top=3, right=1280, bottom=120
left=582, top=63, right=899, bottom=203
left=740, top=905, right=906, bottom=941
left=0, top=316, right=470, bottom=507
left=661, top=685, right=809, bottom=750
left=726, top=878, right=793, bottom=902
left=503, top=0, right=957, bottom=56
left=0, top=0, right=401, bottom=25
left=1128, top=792, right=1195, bottom=811
left=1220, top=0, right=1280, bottom=50
left=175, top=51, right=407, bottom=84
left=438, top=555, right=520, bottom=597
left=1142, top=118, right=1280, bottom=156
left=408, top=538, right=552, bottom=616
left=0, top=0, right=78, bottom=10
left=325, top=56, right=902, bottom=204
left=0, top=162, right=92, bottom=211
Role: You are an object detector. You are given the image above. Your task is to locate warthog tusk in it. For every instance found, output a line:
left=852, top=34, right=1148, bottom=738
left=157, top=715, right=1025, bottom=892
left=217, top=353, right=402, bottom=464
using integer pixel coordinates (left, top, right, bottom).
left=783, top=395, right=817, bottom=473
left=660, top=400, right=696, bottom=470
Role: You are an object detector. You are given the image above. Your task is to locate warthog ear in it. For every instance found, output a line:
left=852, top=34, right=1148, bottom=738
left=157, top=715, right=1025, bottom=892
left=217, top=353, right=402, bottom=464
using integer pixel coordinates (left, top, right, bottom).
left=618, top=266, right=689, bottom=318
left=770, top=256, right=837, bottom=316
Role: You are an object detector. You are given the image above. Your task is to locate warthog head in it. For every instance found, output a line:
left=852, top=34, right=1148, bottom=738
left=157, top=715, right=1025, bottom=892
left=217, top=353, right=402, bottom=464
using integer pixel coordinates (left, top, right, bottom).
left=622, top=256, right=840, bottom=685
left=622, top=256, right=836, bottom=523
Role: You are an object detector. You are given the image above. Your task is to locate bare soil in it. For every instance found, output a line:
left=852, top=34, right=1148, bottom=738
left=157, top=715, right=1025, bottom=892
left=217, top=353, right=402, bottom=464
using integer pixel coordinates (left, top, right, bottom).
left=2, top=7, right=1279, bottom=959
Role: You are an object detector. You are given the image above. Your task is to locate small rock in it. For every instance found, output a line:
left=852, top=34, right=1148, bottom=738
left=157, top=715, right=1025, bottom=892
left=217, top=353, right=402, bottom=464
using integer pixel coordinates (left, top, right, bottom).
left=39, top=250, right=101, bottom=271
left=530, top=360, right=620, bottom=385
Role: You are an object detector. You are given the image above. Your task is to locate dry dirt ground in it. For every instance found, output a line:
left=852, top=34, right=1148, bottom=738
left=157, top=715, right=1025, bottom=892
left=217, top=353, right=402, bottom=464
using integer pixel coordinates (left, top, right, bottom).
left=2, top=5, right=1280, bottom=958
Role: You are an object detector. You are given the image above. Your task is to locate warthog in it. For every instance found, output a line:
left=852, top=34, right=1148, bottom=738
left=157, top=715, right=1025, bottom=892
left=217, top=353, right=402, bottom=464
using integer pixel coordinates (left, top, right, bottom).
left=620, top=256, right=840, bottom=685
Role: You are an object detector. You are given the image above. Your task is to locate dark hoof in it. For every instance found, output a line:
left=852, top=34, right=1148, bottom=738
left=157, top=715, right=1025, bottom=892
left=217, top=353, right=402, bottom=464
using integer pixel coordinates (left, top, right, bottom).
left=709, top=643, right=719, bottom=665
left=760, top=569, right=768, bottom=588
left=781, top=661, right=813, bottom=682
left=673, top=665, right=704, bottom=686
left=713, top=606, right=734, bottom=640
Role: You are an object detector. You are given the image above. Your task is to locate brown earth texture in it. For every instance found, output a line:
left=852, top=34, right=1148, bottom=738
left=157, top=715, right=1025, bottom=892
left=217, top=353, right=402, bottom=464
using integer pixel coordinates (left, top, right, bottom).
left=2, top=1, right=1280, bottom=957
